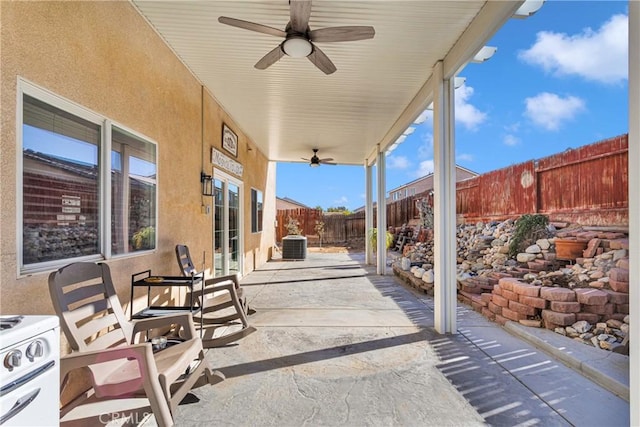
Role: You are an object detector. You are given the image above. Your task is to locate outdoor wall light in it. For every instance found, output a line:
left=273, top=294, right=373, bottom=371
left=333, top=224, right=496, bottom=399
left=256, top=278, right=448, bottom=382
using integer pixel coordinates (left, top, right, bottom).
left=201, top=172, right=214, bottom=196
left=282, top=37, right=313, bottom=58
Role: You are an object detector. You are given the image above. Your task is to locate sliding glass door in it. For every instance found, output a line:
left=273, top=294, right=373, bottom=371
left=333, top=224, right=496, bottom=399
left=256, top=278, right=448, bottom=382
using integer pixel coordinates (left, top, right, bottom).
left=213, top=172, right=242, bottom=277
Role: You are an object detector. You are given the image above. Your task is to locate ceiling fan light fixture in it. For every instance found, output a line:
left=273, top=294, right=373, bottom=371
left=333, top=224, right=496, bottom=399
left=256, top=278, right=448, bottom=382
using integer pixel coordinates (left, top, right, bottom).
left=282, top=37, right=313, bottom=58
left=310, top=162, right=320, bottom=167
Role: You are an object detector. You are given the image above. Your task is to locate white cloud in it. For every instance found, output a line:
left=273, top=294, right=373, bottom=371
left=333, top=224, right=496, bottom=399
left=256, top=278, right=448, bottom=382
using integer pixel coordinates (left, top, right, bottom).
left=414, top=110, right=430, bottom=125
left=455, top=84, right=488, bottom=130
left=456, top=153, right=474, bottom=162
left=524, top=92, right=585, bottom=131
left=412, top=84, right=486, bottom=131
left=519, top=13, right=628, bottom=84
left=387, top=155, right=410, bottom=170
left=332, top=196, right=348, bottom=206
left=504, top=122, right=520, bottom=133
left=503, top=134, right=520, bottom=146
left=417, top=132, right=433, bottom=159
left=415, top=160, right=434, bottom=178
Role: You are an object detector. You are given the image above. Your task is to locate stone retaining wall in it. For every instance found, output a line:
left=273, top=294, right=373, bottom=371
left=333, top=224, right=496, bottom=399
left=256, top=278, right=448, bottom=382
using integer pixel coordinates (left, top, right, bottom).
left=474, top=276, right=629, bottom=329
left=393, top=237, right=630, bottom=352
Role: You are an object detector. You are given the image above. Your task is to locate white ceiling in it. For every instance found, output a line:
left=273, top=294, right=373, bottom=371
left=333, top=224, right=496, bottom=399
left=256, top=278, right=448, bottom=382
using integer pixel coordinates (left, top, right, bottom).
left=132, top=1, right=523, bottom=165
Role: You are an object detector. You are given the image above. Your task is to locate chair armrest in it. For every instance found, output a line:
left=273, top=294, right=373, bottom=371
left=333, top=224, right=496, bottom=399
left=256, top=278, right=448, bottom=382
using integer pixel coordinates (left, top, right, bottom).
left=201, top=281, right=236, bottom=296
left=204, top=273, right=240, bottom=289
left=131, top=313, right=198, bottom=341
left=59, top=343, right=153, bottom=380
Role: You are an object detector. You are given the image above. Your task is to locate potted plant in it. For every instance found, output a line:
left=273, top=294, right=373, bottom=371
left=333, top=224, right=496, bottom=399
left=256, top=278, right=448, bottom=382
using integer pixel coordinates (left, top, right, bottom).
left=368, top=228, right=393, bottom=252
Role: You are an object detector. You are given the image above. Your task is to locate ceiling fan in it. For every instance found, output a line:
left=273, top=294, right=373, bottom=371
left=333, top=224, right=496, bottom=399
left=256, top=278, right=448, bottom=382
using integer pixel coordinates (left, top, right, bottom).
left=218, top=0, right=375, bottom=74
left=302, top=149, right=336, bottom=167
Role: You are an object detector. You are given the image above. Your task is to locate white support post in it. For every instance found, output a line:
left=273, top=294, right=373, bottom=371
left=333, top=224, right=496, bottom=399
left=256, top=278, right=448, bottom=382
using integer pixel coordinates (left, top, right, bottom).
left=365, top=161, right=374, bottom=265
left=376, top=147, right=387, bottom=274
left=433, top=61, right=457, bottom=334
left=628, top=1, right=639, bottom=425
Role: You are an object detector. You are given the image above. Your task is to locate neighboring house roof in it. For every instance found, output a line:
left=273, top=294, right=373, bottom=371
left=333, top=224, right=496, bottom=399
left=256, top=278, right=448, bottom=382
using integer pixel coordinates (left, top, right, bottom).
left=353, top=165, right=478, bottom=212
left=353, top=202, right=376, bottom=214
left=23, top=149, right=98, bottom=179
left=387, top=165, right=478, bottom=194
left=276, top=196, right=311, bottom=210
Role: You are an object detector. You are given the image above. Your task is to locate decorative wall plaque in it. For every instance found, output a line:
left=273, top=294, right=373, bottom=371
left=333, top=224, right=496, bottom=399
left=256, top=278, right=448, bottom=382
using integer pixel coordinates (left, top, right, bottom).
left=221, top=123, right=238, bottom=157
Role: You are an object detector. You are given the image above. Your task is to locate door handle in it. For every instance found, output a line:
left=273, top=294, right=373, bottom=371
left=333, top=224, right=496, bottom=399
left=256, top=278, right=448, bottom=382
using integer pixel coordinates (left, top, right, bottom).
left=0, top=388, right=40, bottom=424
left=0, top=360, right=54, bottom=397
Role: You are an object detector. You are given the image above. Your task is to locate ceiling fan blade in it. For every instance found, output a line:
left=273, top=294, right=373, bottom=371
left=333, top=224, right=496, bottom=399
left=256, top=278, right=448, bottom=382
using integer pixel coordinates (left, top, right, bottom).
left=289, top=0, right=312, bottom=34
left=321, top=161, right=337, bottom=165
left=255, top=45, right=285, bottom=70
left=309, top=26, right=375, bottom=43
left=307, top=45, right=336, bottom=75
left=218, top=16, right=286, bottom=38
left=319, top=158, right=334, bottom=162
left=301, top=157, right=310, bottom=161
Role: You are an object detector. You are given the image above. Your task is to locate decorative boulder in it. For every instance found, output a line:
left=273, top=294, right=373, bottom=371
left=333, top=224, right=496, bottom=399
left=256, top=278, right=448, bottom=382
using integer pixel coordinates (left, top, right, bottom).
left=525, top=245, right=542, bottom=254
left=422, top=269, right=434, bottom=284
left=517, top=253, right=537, bottom=263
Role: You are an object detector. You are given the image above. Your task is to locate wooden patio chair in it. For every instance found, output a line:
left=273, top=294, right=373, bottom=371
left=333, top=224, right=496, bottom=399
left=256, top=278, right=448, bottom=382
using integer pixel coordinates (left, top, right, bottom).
left=175, top=244, right=256, bottom=347
left=49, top=262, right=224, bottom=427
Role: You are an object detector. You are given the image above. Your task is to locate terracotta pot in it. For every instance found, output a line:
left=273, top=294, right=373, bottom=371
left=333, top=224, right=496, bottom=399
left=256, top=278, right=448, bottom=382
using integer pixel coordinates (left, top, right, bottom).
left=555, top=239, right=588, bottom=260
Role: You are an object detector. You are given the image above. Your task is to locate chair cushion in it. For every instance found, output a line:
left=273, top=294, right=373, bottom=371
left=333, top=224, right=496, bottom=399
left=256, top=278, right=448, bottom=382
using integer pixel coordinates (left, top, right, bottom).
left=88, top=338, right=202, bottom=398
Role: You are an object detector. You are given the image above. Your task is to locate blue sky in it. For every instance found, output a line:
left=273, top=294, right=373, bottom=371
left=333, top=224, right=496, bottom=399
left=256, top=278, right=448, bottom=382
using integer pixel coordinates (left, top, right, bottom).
left=276, top=1, right=629, bottom=211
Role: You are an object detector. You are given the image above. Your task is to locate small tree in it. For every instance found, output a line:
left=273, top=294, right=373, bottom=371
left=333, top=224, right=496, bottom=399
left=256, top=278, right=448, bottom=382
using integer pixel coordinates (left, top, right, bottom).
left=285, top=217, right=301, bottom=235
left=327, top=206, right=352, bottom=214
left=314, top=220, right=325, bottom=247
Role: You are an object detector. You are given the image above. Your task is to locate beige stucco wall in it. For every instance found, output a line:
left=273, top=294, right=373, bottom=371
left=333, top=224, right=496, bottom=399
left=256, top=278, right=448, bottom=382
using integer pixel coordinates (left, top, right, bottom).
left=0, top=2, right=275, bottom=319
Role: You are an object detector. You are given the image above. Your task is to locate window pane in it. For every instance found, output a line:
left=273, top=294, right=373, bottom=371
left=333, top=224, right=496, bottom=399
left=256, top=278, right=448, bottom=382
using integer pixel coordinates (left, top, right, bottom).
left=228, top=184, right=239, bottom=274
left=214, top=179, right=224, bottom=277
left=111, top=128, right=157, bottom=254
left=251, top=189, right=263, bottom=233
left=251, top=189, right=257, bottom=233
left=22, top=95, right=101, bottom=265
left=257, top=191, right=263, bottom=232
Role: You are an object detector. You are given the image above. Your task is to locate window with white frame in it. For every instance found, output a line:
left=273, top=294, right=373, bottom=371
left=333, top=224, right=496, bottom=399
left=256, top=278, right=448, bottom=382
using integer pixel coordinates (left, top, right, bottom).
left=111, top=128, right=157, bottom=254
left=251, top=188, right=263, bottom=233
left=20, top=82, right=157, bottom=273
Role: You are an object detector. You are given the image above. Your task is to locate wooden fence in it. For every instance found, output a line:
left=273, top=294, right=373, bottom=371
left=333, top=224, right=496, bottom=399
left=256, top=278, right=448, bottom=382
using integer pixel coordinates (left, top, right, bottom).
left=275, top=208, right=323, bottom=240
left=275, top=209, right=366, bottom=244
left=276, top=134, right=629, bottom=242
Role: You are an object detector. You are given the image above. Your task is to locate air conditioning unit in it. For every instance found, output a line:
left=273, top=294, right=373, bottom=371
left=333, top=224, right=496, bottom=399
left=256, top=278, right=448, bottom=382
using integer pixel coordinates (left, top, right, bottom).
left=282, top=235, right=307, bottom=260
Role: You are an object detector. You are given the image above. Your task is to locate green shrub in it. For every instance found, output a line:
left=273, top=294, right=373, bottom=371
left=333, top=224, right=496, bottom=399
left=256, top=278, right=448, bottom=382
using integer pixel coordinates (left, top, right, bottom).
left=508, top=214, right=549, bottom=258
left=131, top=226, right=155, bottom=250
left=368, top=228, right=393, bottom=251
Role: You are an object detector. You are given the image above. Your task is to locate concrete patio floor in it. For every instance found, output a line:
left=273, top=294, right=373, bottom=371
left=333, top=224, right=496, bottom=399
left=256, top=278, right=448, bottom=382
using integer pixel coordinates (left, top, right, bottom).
left=64, top=251, right=628, bottom=426
left=173, top=251, right=629, bottom=427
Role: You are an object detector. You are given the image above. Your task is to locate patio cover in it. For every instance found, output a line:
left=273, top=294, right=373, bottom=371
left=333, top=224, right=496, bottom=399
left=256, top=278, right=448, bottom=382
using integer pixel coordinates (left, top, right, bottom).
left=132, top=0, right=522, bottom=164
left=131, top=2, right=638, bottom=424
